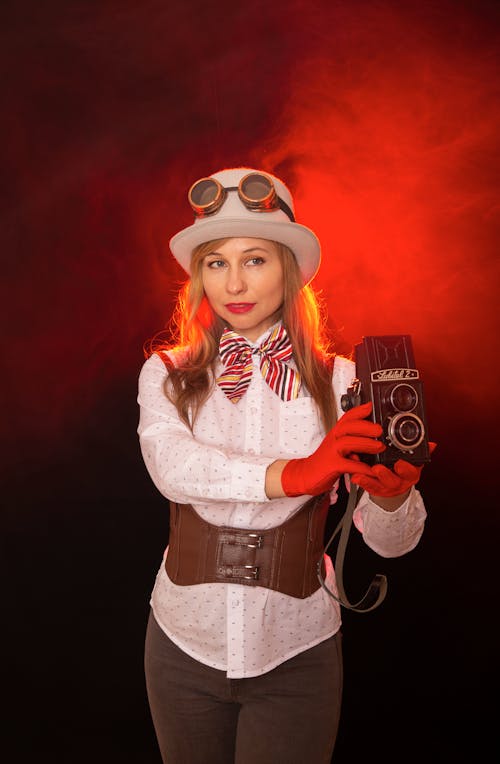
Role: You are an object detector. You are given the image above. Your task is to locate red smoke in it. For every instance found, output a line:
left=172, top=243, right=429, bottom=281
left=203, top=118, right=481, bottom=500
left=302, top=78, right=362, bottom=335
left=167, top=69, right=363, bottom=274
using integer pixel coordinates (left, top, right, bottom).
left=260, top=3, right=499, bottom=396
left=3, top=0, right=499, bottom=479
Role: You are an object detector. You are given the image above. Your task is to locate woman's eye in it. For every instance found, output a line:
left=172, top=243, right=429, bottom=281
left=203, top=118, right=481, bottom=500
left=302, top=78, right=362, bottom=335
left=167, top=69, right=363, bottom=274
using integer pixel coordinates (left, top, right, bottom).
left=206, top=259, right=226, bottom=269
left=247, top=257, right=265, bottom=266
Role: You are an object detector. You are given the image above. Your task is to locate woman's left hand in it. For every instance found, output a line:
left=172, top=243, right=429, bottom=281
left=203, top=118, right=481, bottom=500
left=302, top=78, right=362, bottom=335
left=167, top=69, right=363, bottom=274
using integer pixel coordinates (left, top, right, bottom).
left=351, top=442, right=437, bottom=498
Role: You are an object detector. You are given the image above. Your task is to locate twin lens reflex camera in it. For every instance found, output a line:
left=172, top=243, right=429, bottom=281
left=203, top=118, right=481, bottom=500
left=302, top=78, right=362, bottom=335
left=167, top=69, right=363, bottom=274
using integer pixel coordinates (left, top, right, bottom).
left=341, top=335, right=431, bottom=465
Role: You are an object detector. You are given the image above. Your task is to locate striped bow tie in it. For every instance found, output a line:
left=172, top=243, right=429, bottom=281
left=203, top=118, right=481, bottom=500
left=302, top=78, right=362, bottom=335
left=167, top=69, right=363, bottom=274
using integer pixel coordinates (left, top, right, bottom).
left=217, top=325, right=301, bottom=403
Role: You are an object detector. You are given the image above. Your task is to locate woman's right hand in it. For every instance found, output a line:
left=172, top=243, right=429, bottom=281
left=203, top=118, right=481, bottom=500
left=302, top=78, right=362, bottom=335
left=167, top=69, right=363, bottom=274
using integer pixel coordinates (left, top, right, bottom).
left=280, top=402, right=385, bottom=497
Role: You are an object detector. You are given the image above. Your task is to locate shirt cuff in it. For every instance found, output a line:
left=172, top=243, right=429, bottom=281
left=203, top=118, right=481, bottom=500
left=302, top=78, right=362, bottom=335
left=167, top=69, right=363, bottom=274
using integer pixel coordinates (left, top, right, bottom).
left=362, top=485, right=415, bottom=515
left=353, top=486, right=427, bottom=558
left=230, top=457, right=274, bottom=503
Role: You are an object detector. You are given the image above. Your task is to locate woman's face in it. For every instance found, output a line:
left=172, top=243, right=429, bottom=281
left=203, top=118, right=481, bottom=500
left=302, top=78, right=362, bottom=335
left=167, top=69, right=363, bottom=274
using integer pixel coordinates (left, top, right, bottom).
left=200, top=237, right=284, bottom=342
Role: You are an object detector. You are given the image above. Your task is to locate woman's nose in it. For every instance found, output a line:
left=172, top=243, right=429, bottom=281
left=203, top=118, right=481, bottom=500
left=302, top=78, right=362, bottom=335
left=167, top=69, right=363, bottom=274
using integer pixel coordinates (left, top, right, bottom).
left=226, top=268, right=246, bottom=294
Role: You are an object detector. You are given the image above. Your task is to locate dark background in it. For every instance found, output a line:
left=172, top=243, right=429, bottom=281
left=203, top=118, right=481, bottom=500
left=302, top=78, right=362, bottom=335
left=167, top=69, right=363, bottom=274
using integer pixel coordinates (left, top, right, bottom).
left=2, top=1, right=499, bottom=761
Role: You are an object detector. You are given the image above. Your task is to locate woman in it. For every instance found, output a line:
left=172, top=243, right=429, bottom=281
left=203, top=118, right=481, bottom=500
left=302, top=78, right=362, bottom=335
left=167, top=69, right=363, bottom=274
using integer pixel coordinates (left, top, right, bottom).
left=137, top=167, right=429, bottom=763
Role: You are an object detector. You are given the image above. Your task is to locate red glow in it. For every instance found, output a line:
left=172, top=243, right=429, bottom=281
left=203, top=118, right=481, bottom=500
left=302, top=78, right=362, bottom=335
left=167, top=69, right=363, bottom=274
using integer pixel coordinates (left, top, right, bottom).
left=258, top=3, right=499, bottom=413
left=197, top=295, right=215, bottom=329
left=4, top=0, right=499, bottom=477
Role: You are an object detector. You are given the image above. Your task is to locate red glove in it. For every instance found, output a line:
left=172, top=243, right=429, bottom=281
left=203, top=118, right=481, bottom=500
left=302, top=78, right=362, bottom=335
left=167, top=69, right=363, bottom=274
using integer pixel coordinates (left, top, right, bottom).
left=281, top=402, right=386, bottom=497
left=351, top=442, right=437, bottom=497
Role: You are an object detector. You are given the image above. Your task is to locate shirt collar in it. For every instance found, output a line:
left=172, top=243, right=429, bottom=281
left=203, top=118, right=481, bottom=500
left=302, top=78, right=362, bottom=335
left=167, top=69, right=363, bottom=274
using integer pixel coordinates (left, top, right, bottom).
left=245, top=320, right=284, bottom=349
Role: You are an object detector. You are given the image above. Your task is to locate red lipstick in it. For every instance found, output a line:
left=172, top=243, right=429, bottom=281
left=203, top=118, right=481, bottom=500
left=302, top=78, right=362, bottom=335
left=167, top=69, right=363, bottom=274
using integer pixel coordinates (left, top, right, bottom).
left=225, top=303, right=256, bottom=314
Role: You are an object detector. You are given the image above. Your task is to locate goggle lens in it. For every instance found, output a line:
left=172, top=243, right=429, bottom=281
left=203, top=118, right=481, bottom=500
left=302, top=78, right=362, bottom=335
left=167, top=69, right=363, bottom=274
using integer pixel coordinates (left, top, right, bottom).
left=188, top=178, right=226, bottom=217
left=239, top=173, right=277, bottom=211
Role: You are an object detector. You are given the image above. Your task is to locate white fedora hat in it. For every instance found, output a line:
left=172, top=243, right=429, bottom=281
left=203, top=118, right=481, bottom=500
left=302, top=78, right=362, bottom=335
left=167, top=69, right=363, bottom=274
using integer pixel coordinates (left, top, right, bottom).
left=169, top=167, right=321, bottom=286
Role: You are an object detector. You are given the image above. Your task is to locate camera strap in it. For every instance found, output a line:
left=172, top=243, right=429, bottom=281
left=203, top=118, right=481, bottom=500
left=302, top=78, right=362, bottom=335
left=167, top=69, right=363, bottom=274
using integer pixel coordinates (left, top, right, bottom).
left=317, top=483, right=388, bottom=613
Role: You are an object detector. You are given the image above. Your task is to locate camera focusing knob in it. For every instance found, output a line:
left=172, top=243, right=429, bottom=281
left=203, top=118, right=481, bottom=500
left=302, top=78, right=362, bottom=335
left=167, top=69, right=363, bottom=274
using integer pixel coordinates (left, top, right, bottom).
left=341, top=379, right=361, bottom=412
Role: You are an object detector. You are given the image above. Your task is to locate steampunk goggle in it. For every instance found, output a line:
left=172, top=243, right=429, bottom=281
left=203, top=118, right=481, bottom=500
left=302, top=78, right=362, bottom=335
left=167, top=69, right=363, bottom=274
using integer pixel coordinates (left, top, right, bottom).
left=188, top=172, right=295, bottom=222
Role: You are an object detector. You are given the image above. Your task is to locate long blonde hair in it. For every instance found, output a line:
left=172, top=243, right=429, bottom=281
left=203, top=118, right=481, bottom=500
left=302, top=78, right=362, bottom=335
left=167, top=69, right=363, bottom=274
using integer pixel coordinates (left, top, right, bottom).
left=146, top=239, right=337, bottom=431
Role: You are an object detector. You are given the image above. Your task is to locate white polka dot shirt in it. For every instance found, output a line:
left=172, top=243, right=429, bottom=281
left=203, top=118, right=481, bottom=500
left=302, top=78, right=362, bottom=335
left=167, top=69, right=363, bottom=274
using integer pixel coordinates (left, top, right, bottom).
left=137, top=327, right=427, bottom=678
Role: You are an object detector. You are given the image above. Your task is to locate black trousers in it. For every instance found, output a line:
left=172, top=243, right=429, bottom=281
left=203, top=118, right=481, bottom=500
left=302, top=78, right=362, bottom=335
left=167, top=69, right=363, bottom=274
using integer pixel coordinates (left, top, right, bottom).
left=144, top=610, right=343, bottom=764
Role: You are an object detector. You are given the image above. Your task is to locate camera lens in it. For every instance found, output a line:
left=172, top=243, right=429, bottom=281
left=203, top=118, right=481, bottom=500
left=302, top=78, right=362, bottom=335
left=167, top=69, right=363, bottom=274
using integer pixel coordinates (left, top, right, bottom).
left=388, top=412, right=425, bottom=451
left=390, top=383, right=418, bottom=412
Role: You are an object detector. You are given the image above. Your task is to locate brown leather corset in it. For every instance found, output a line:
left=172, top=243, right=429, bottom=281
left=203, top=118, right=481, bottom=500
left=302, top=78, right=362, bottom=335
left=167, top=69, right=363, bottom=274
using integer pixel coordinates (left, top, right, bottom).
left=165, top=494, right=329, bottom=599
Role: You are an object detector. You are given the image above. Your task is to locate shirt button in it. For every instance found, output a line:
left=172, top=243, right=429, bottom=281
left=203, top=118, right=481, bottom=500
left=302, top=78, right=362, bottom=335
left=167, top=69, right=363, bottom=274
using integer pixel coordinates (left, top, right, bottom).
left=248, top=448, right=255, bottom=454
left=232, top=600, right=240, bottom=607
left=250, top=407, right=258, bottom=415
